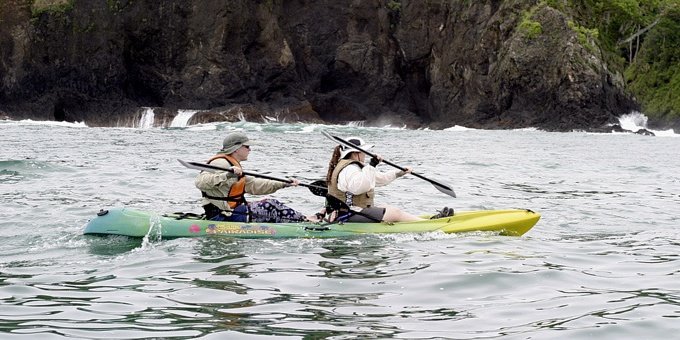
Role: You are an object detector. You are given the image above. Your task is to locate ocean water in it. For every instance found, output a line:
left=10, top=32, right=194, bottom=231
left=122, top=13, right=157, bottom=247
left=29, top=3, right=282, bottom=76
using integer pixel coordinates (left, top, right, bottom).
left=1, top=118, right=679, bottom=339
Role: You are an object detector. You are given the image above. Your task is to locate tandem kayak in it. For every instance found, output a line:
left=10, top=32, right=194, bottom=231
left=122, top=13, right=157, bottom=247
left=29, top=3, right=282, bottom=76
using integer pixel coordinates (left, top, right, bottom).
left=83, top=207, right=540, bottom=238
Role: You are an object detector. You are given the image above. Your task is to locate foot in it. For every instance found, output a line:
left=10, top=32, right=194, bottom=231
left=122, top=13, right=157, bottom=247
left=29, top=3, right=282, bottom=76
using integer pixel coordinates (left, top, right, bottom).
left=430, top=207, right=453, bottom=219
left=305, top=214, right=321, bottom=223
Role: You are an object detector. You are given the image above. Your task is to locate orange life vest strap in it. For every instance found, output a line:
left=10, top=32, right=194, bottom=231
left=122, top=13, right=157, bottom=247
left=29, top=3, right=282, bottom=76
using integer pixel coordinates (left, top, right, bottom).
left=204, top=154, right=247, bottom=209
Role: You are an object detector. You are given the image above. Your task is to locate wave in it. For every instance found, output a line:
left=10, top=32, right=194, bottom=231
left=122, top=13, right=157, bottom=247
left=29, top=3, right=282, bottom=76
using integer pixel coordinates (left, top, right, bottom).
left=0, top=119, right=88, bottom=128
left=443, top=125, right=538, bottom=132
left=441, top=112, right=678, bottom=137
left=0, top=159, right=70, bottom=174
left=181, top=121, right=408, bottom=134
left=0, top=159, right=62, bottom=170
left=617, top=112, right=678, bottom=137
left=8, top=113, right=675, bottom=137
left=443, top=125, right=476, bottom=131
left=0, top=159, right=72, bottom=184
left=169, top=109, right=201, bottom=128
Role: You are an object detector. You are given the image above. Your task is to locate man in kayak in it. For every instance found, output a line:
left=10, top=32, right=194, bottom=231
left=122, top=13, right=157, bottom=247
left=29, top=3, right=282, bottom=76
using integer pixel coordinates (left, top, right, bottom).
left=324, top=136, right=453, bottom=222
left=195, top=132, right=314, bottom=222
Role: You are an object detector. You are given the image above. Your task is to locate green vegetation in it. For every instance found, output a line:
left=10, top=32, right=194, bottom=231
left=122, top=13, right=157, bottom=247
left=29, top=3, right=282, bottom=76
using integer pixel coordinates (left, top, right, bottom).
left=386, top=0, right=401, bottom=12
left=545, top=0, right=567, bottom=11
left=566, top=0, right=680, bottom=118
left=107, top=0, right=133, bottom=12
left=31, top=0, right=73, bottom=17
left=625, top=4, right=680, bottom=117
left=567, top=20, right=599, bottom=53
left=518, top=7, right=543, bottom=39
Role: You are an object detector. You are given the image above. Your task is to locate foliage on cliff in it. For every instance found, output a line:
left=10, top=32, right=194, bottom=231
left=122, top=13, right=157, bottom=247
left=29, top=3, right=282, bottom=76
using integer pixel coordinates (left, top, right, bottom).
left=625, top=3, right=680, bottom=119
left=565, top=0, right=680, bottom=119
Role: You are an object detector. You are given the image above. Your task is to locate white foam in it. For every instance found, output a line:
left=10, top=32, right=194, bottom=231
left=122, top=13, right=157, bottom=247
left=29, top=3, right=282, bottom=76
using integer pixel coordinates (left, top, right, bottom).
left=185, top=123, right=218, bottom=131
left=618, top=112, right=648, bottom=132
left=282, top=124, right=319, bottom=134
left=347, top=121, right=365, bottom=127
left=443, top=125, right=475, bottom=131
left=617, top=111, right=678, bottom=137
left=170, top=109, right=200, bottom=128
left=12, top=119, right=88, bottom=128
left=138, top=107, right=155, bottom=129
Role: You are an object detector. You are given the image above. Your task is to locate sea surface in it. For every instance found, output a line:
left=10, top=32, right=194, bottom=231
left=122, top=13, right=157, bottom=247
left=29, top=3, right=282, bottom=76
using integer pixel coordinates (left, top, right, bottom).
left=1, top=117, right=679, bottom=339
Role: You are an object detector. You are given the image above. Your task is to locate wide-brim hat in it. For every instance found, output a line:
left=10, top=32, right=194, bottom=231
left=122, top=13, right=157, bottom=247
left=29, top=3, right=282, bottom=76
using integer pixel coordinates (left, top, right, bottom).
left=339, top=136, right=373, bottom=158
left=221, top=132, right=259, bottom=154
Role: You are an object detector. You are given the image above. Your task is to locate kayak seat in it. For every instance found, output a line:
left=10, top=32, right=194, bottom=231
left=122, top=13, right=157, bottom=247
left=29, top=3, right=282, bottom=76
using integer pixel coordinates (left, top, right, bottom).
left=166, top=212, right=206, bottom=220
left=304, top=225, right=331, bottom=231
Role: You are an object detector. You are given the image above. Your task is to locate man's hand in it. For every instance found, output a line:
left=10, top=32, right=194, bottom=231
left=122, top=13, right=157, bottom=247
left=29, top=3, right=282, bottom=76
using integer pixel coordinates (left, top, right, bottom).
left=231, top=166, right=243, bottom=176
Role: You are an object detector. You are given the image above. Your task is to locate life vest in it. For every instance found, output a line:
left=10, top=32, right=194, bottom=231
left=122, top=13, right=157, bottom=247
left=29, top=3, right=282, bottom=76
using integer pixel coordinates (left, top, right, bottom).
left=201, top=154, right=246, bottom=209
left=327, top=159, right=374, bottom=209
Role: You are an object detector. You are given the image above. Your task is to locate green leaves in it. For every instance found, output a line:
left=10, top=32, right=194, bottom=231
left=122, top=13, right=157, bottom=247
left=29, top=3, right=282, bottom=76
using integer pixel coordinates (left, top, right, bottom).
left=567, top=0, right=680, bottom=118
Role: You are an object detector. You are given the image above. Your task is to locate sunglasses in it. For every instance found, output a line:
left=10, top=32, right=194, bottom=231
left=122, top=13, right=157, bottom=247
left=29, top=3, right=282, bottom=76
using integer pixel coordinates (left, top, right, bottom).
left=242, top=145, right=250, bottom=150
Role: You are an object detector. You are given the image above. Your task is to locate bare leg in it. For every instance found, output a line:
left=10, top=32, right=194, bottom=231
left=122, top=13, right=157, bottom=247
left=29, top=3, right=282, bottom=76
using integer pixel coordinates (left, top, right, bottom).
left=381, top=205, right=425, bottom=222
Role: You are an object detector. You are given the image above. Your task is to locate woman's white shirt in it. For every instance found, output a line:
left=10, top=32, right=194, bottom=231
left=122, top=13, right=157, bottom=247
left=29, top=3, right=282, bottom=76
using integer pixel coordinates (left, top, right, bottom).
left=337, top=164, right=399, bottom=195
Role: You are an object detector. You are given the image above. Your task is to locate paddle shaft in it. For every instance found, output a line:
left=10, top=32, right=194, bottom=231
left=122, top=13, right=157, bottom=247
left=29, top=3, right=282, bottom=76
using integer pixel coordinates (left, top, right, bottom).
left=178, top=159, right=326, bottom=192
left=321, top=131, right=456, bottom=197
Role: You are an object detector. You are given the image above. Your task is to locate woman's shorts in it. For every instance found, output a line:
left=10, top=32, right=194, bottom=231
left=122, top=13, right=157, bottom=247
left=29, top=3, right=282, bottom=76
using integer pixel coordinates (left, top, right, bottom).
left=345, top=207, right=386, bottom=223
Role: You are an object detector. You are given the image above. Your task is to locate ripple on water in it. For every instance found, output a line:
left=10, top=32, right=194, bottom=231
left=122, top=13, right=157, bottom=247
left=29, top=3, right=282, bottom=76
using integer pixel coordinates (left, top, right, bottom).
left=2, top=123, right=679, bottom=339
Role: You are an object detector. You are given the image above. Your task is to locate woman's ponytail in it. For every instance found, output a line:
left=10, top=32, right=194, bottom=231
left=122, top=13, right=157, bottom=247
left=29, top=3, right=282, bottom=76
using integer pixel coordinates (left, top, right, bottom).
left=325, top=145, right=342, bottom=183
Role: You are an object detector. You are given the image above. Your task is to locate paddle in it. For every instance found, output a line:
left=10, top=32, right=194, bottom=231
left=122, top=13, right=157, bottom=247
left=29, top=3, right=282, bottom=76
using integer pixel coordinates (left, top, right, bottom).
left=177, top=159, right=328, bottom=194
left=320, top=130, right=457, bottom=198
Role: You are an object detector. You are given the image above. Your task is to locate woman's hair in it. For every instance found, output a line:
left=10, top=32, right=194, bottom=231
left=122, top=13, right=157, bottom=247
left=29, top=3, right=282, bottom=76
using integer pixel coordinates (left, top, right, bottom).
left=325, top=145, right=342, bottom=183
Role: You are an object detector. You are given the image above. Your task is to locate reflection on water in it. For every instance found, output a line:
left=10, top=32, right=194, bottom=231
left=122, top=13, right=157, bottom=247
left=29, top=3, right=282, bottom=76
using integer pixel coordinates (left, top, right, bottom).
left=86, top=236, right=144, bottom=256
left=315, top=241, right=430, bottom=279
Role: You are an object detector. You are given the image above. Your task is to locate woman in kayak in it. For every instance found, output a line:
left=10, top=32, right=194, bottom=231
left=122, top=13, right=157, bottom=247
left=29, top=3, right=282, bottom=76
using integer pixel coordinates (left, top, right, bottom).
left=195, top=132, right=315, bottom=223
left=324, top=136, right=453, bottom=223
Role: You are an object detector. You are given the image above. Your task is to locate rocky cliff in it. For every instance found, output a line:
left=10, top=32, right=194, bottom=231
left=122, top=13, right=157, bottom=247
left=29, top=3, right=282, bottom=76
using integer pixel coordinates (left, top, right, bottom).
left=0, top=0, right=639, bottom=130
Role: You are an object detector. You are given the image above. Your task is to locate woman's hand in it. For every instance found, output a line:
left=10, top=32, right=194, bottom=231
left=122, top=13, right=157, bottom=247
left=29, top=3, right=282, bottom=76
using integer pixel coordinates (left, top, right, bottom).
left=369, top=154, right=383, bottom=167
left=397, top=167, right=412, bottom=177
left=287, top=179, right=300, bottom=187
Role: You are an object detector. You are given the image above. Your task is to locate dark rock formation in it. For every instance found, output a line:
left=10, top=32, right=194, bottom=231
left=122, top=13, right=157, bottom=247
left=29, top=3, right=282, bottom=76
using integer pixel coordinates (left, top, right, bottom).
left=0, top=0, right=640, bottom=130
left=635, top=128, right=655, bottom=136
left=587, top=124, right=655, bottom=136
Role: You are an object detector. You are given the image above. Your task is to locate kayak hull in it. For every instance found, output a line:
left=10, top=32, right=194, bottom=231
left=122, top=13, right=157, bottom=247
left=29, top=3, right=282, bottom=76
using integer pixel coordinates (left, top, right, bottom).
left=82, top=207, right=540, bottom=238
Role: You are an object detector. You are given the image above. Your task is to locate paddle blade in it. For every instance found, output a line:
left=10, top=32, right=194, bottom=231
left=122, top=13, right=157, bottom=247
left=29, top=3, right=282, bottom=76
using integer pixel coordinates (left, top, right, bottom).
left=178, top=159, right=232, bottom=173
left=308, top=180, right=328, bottom=197
left=431, top=180, right=457, bottom=198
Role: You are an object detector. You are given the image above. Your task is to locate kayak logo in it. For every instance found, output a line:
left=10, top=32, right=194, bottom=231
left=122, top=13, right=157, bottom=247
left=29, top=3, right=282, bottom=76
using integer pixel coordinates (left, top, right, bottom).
left=199, top=223, right=276, bottom=235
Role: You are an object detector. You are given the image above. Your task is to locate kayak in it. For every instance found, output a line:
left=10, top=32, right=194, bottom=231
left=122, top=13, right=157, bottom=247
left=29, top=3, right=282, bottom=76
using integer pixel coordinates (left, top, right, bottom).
left=82, top=207, right=540, bottom=238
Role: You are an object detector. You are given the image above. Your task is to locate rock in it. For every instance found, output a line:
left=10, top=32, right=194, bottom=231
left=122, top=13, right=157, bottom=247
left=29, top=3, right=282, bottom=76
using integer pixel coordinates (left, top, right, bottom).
left=0, top=0, right=647, bottom=130
left=635, top=128, right=655, bottom=136
left=587, top=123, right=657, bottom=135
left=189, top=100, right=323, bottom=126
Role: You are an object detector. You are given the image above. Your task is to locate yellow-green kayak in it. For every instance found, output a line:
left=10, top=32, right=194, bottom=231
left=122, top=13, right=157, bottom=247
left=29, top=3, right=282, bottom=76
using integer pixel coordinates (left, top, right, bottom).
left=83, top=207, right=540, bottom=238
